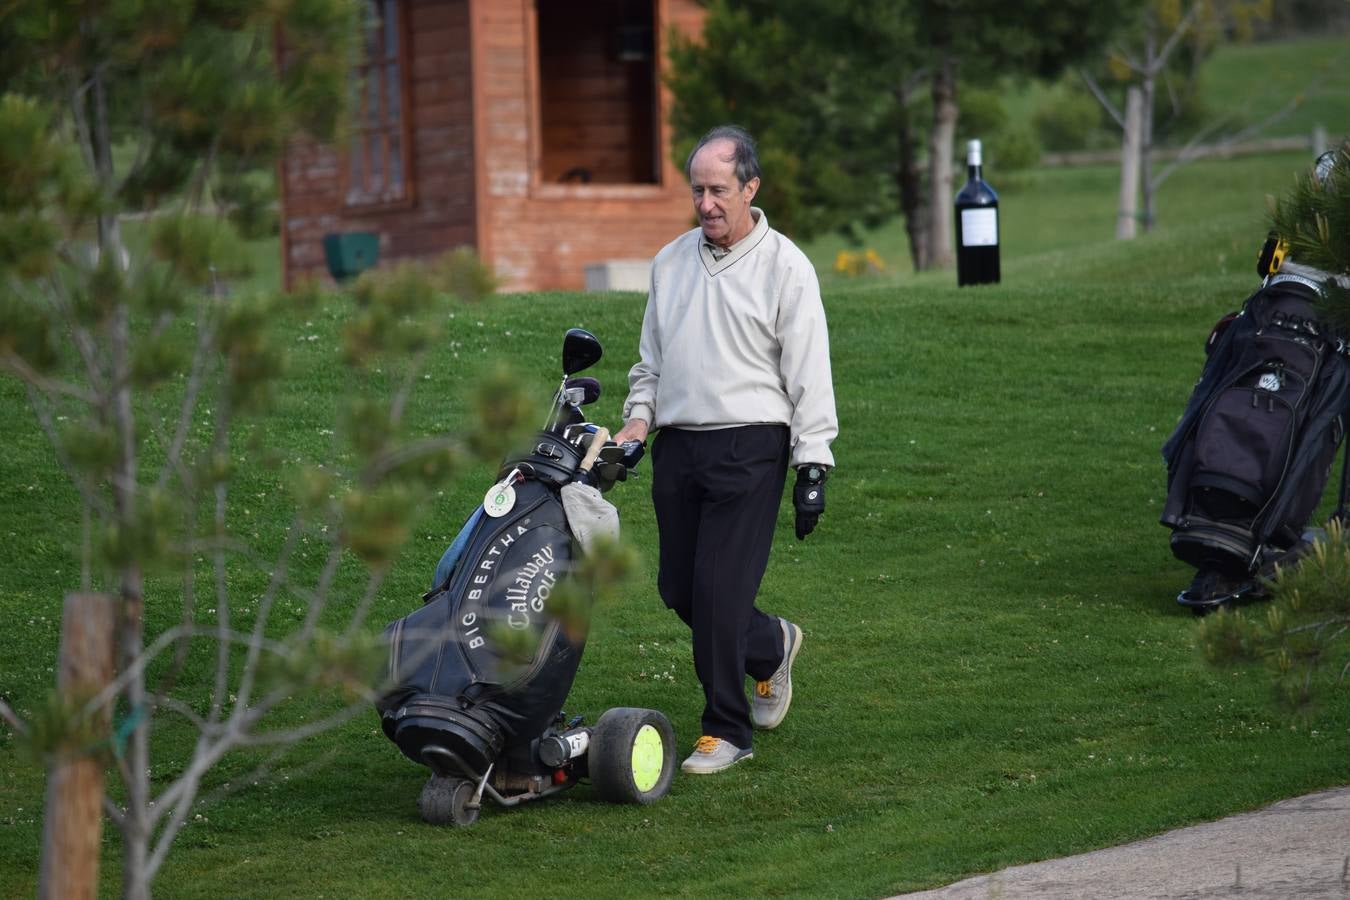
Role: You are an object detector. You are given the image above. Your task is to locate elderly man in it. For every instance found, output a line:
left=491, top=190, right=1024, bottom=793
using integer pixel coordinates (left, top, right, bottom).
left=613, top=125, right=838, bottom=774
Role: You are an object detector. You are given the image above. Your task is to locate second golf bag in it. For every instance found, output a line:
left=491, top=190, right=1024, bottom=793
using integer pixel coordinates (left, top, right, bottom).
left=1161, top=269, right=1350, bottom=606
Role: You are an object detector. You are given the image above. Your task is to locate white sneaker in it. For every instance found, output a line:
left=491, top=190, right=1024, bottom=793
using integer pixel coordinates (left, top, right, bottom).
left=751, top=618, right=802, bottom=730
left=680, top=736, right=753, bottom=774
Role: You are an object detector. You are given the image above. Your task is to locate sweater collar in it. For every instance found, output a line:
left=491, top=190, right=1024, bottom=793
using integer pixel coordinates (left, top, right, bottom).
left=699, top=208, right=769, bottom=274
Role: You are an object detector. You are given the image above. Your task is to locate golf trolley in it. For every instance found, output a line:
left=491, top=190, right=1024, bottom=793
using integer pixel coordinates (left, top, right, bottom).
left=375, top=329, right=675, bottom=826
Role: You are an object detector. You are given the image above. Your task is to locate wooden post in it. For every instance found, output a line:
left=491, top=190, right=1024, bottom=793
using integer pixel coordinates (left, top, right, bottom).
left=1116, top=86, right=1143, bottom=241
left=39, top=592, right=115, bottom=900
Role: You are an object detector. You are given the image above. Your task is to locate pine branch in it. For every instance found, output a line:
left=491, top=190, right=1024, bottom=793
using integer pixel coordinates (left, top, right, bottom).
left=83, top=625, right=293, bottom=723
left=340, top=571, right=386, bottom=639
left=234, top=516, right=315, bottom=712
left=102, top=795, right=127, bottom=829
left=41, top=265, right=110, bottom=391
left=0, top=698, right=29, bottom=736
left=1, top=352, right=98, bottom=405
left=21, top=382, right=109, bottom=519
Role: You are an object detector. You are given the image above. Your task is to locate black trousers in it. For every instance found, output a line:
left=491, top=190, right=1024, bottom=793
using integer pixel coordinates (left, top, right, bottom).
left=651, top=425, right=790, bottom=749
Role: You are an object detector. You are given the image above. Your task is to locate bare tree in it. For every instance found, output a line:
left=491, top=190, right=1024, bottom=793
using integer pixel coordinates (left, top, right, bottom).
left=1082, top=0, right=1290, bottom=237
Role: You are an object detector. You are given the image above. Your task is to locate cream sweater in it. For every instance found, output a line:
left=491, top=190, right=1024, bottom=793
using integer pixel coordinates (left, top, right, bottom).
left=622, top=209, right=838, bottom=468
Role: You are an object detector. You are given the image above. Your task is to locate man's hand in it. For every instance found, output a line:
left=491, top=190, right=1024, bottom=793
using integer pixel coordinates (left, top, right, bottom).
left=793, top=465, right=827, bottom=540
left=613, top=418, right=650, bottom=445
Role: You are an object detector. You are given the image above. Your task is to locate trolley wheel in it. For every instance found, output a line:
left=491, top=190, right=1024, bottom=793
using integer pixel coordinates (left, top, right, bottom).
left=418, top=775, right=480, bottom=827
left=588, top=707, right=676, bottom=805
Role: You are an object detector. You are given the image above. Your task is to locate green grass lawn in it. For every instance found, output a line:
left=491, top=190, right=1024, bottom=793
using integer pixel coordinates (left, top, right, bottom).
left=999, top=31, right=1350, bottom=155
left=2, top=136, right=1349, bottom=900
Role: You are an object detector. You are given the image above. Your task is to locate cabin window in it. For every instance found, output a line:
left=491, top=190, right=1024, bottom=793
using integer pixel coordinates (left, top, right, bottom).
left=534, top=0, right=658, bottom=185
left=347, top=0, right=412, bottom=207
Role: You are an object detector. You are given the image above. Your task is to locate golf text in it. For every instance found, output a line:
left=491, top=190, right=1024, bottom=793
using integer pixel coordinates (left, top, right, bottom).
left=458, top=524, right=558, bottom=647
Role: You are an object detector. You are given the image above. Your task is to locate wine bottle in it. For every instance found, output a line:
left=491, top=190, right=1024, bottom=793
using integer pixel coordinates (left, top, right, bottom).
left=954, top=139, right=1000, bottom=286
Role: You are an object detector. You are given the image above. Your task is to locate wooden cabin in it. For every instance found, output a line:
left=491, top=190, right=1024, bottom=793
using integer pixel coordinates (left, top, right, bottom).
left=279, top=0, right=705, bottom=293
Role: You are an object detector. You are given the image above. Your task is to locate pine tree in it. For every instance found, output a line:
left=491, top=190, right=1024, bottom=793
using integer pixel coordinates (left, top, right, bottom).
left=1199, top=520, right=1350, bottom=716
left=0, top=3, right=511, bottom=896
left=1198, top=142, right=1350, bottom=716
left=1270, top=141, right=1350, bottom=329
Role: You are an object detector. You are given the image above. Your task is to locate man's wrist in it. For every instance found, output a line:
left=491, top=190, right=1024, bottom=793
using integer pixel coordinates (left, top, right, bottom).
left=623, top=402, right=655, bottom=426
left=796, top=464, right=828, bottom=484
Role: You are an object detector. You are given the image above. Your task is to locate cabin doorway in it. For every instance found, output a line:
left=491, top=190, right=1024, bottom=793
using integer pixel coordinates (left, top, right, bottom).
left=534, top=0, right=659, bottom=185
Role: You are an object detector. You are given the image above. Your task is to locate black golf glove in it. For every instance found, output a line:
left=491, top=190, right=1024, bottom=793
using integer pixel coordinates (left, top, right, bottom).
left=793, top=465, right=827, bottom=540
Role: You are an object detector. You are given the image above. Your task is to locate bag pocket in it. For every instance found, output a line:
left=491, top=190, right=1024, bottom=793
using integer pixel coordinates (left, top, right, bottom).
left=1189, top=363, right=1306, bottom=519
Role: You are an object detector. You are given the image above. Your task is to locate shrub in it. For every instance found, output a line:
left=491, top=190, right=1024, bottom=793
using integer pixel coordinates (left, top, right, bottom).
left=1033, top=87, right=1107, bottom=151
left=958, top=87, right=1010, bottom=148
left=987, top=124, right=1043, bottom=173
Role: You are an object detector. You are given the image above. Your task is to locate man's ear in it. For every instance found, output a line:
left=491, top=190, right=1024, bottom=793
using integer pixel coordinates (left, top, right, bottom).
left=744, top=176, right=760, bottom=201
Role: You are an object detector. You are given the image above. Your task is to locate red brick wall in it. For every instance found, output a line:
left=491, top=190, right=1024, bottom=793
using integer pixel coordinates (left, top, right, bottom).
left=280, top=0, right=705, bottom=292
left=281, top=0, right=476, bottom=286
left=472, top=0, right=702, bottom=292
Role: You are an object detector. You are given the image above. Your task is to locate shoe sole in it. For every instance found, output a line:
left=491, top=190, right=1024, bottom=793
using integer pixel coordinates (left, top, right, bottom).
left=752, top=621, right=802, bottom=730
left=681, top=750, right=753, bottom=774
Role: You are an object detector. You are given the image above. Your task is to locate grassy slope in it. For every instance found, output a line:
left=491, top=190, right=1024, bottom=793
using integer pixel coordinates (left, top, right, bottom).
left=999, top=32, right=1350, bottom=150
left=1196, top=33, right=1350, bottom=139
left=2, top=52, right=1349, bottom=900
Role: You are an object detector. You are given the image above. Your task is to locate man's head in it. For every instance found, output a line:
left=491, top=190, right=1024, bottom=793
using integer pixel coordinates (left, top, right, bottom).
left=686, top=125, right=762, bottom=248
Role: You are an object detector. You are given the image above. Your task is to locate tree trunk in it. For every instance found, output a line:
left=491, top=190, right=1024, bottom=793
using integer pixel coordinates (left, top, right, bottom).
left=106, top=178, right=151, bottom=900
left=896, top=89, right=930, bottom=272
left=116, top=415, right=152, bottom=900
left=119, top=571, right=151, bottom=900
left=927, top=55, right=959, bottom=270
left=39, top=593, right=115, bottom=900
left=1139, top=35, right=1157, bottom=232
left=1117, top=86, right=1144, bottom=240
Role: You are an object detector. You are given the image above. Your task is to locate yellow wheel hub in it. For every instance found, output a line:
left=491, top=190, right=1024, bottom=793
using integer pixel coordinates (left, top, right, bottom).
left=630, top=724, right=664, bottom=793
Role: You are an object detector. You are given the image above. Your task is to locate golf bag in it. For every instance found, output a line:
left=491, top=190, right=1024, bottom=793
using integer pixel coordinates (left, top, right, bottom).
left=1161, top=275, right=1350, bottom=587
left=371, top=328, right=671, bottom=827
left=376, top=432, right=590, bottom=776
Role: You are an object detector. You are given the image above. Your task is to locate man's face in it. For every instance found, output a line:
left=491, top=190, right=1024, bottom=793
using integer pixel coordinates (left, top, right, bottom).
left=689, top=139, right=760, bottom=248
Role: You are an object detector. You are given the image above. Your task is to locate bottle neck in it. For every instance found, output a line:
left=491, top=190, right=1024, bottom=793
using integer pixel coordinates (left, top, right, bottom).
left=967, top=162, right=982, bottom=182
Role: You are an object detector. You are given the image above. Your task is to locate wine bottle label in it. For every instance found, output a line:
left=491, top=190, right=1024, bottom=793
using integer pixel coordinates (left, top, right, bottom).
left=961, top=208, right=998, bottom=247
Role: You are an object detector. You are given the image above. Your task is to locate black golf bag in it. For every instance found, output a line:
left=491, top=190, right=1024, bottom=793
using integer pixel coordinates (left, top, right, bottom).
left=372, top=328, right=672, bottom=827
left=376, top=434, right=587, bottom=776
left=1161, top=275, right=1350, bottom=604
